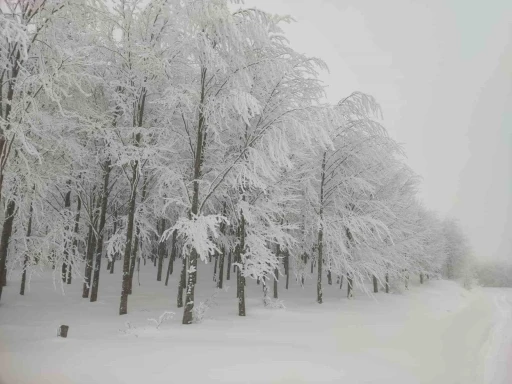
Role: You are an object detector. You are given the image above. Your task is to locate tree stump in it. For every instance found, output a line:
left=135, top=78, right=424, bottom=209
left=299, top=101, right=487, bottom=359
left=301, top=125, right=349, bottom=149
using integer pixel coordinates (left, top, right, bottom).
left=58, top=325, right=69, bottom=338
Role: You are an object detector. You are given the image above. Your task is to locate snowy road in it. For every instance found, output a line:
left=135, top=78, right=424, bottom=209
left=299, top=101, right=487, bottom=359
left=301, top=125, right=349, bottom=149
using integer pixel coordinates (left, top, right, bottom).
left=482, top=290, right=512, bottom=383
left=1, top=273, right=512, bottom=384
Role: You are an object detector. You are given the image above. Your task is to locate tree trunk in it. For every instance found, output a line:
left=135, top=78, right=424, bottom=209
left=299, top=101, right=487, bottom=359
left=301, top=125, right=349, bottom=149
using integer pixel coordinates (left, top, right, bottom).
left=90, top=163, right=111, bottom=303
left=82, top=222, right=97, bottom=298
left=316, top=222, right=324, bottom=304
left=339, top=274, right=343, bottom=289
left=156, top=218, right=166, bottom=282
left=327, top=269, right=332, bottom=285
left=110, top=210, right=118, bottom=274
left=273, top=244, right=280, bottom=299
left=385, top=273, right=389, bottom=293
left=128, top=234, right=139, bottom=295
left=226, top=250, right=231, bottom=281
left=273, top=267, right=279, bottom=299
left=119, top=165, right=138, bottom=315
left=128, top=174, right=147, bottom=294
left=68, top=196, right=82, bottom=285
left=213, top=251, right=218, bottom=282
left=347, top=273, right=353, bottom=298
left=165, top=229, right=177, bottom=286
left=373, top=275, right=378, bottom=293
left=237, top=212, right=246, bottom=317
left=284, top=250, right=289, bottom=290
left=182, top=66, right=208, bottom=325
left=0, top=200, right=16, bottom=300
left=217, top=246, right=225, bottom=290
left=20, top=201, right=33, bottom=295
left=61, top=186, right=72, bottom=283
left=420, top=273, right=424, bottom=284
left=177, top=255, right=186, bottom=308
left=262, top=276, right=269, bottom=306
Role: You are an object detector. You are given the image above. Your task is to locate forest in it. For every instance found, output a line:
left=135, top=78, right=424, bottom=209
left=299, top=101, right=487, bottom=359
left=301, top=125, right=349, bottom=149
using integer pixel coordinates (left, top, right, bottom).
left=0, top=0, right=475, bottom=325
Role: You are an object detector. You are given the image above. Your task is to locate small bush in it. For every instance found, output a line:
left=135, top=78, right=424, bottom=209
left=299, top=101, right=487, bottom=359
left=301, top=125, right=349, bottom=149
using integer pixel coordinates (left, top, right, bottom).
left=263, top=296, right=286, bottom=309
left=147, top=311, right=175, bottom=329
left=192, top=290, right=220, bottom=323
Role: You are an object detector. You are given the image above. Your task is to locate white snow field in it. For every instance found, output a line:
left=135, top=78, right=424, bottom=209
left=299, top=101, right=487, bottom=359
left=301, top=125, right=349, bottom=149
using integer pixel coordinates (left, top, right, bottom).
left=1, top=265, right=511, bottom=384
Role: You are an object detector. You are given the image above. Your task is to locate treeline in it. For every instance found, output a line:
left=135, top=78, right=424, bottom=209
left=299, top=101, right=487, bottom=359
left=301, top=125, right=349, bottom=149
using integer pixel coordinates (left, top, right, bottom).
left=475, top=261, right=512, bottom=288
left=0, top=0, right=473, bottom=323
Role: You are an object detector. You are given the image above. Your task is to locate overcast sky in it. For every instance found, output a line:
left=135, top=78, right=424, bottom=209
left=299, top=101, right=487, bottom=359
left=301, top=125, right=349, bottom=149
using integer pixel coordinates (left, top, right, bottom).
left=245, top=0, right=512, bottom=261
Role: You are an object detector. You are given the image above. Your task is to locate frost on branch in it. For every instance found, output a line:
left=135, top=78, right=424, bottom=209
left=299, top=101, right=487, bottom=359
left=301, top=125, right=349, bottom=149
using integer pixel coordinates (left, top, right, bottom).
left=162, top=214, right=229, bottom=263
left=147, top=311, right=175, bottom=330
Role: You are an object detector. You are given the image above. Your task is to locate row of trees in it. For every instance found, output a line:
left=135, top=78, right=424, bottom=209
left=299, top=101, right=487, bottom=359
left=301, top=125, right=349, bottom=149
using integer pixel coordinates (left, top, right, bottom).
left=475, top=261, right=512, bottom=287
left=0, top=0, right=472, bottom=323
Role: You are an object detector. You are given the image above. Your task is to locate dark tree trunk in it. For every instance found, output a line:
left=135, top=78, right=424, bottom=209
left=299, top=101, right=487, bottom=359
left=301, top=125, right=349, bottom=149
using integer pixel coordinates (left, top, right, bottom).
left=20, top=201, right=33, bottom=295
left=119, top=165, right=138, bottom=315
left=109, top=210, right=118, bottom=274
left=226, top=250, right=231, bottom=281
left=217, top=245, right=225, bottom=289
left=82, top=222, right=96, bottom=298
left=273, top=267, right=279, bottom=299
left=237, top=212, right=246, bottom=317
left=128, top=175, right=147, bottom=294
left=339, top=274, right=343, bottom=289
left=217, top=204, right=226, bottom=289
left=327, top=269, right=332, bottom=285
left=420, top=273, right=424, bottom=284
left=90, top=163, right=111, bottom=303
left=273, top=244, right=280, bottom=299
left=373, top=275, right=378, bottom=293
left=284, top=250, right=289, bottom=290
left=385, top=273, right=389, bottom=293
left=121, top=83, right=146, bottom=311
left=128, top=234, right=139, bottom=295
left=0, top=200, right=16, bottom=300
left=67, top=196, right=82, bottom=285
left=316, top=154, right=326, bottom=304
left=61, top=186, right=72, bottom=283
left=182, top=67, right=208, bottom=325
left=156, top=218, right=166, bottom=282
left=165, top=229, right=177, bottom=286
left=177, top=255, right=186, bottom=308
left=213, top=251, right=218, bottom=282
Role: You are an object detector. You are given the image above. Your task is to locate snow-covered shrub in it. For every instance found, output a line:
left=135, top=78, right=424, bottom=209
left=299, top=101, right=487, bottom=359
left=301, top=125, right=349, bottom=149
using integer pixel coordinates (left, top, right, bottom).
left=147, top=311, right=175, bottom=329
left=263, top=297, right=286, bottom=309
left=388, top=278, right=405, bottom=294
left=192, top=290, right=220, bottom=323
left=119, top=321, right=139, bottom=337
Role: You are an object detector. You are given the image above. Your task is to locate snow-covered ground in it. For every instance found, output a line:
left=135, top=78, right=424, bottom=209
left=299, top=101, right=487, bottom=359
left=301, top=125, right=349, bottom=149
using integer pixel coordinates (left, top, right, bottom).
left=1, top=264, right=511, bottom=384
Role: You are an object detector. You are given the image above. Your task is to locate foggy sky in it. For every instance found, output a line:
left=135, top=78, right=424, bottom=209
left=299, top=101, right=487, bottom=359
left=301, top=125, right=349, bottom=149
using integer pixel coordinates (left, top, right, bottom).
left=246, top=0, right=512, bottom=261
